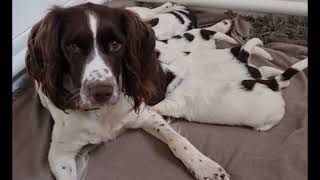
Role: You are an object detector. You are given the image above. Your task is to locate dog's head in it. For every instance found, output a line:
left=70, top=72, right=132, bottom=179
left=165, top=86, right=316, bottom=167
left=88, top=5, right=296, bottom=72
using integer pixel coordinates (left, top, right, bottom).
left=26, top=3, right=159, bottom=111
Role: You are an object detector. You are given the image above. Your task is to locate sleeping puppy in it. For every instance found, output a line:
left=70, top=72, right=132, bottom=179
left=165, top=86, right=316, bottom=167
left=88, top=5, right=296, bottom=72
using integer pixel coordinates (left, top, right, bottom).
left=125, top=1, right=185, bottom=21
left=156, top=19, right=237, bottom=65
left=156, top=19, right=272, bottom=65
left=152, top=38, right=308, bottom=131
left=145, top=7, right=198, bottom=40
left=126, top=2, right=196, bottom=40
left=158, top=19, right=237, bottom=48
left=26, top=3, right=230, bottom=180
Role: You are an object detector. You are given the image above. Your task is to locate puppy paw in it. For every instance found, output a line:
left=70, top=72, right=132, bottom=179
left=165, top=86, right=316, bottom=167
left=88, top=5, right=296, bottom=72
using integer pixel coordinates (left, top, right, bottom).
left=247, top=38, right=264, bottom=46
left=242, top=38, right=263, bottom=53
left=252, top=47, right=273, bottom=61
left=169, top=4, right=187, bottom=11
left=163, top=1, right=174, bottom=8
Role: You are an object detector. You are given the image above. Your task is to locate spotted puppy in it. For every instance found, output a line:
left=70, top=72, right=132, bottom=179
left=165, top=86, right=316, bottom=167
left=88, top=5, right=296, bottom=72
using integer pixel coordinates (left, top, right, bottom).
left=153, top=38, right=308, bottom=131
left=126, top=2, right=196, bottom=40
left=146, top=7, right=198, bottom=40
left=126, top=1, right=185, bottom=21
left=156, top=19, right=272, bottom=65
left=156, top=19, right=235, bottom=65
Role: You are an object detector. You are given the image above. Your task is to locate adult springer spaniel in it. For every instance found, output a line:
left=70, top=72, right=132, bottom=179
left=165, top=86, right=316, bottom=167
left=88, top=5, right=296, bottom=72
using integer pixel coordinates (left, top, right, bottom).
left=25, top=2, right=307, bottom=180
left=26, top=3, right=229, bottom=180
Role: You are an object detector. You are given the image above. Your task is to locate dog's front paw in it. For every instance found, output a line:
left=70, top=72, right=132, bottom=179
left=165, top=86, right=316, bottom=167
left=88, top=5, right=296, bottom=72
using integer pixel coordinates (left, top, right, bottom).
left=187, top=156, right=230, bottom=180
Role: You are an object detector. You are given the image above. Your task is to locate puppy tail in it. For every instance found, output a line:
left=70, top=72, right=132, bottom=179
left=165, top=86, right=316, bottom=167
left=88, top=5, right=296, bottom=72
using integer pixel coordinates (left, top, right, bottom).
left=241, top=58, right=308, bottom=91
left=275, top=58, right=308, bottom=89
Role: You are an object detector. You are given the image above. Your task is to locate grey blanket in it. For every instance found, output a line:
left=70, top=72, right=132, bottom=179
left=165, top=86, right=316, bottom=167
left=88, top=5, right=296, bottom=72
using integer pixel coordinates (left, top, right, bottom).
left=12, top=5, right=308, bottom=180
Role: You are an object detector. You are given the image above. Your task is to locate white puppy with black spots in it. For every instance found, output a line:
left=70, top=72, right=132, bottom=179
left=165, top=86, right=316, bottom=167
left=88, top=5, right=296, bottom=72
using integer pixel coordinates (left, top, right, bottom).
left=126, top=2, right=196, bottom=40
left=126, top=1, right=185, bottom=21
left=153, top=38, right=308, bottom=131
left=128, top=3, right=198, bottom=40
left=149, top=7, right=198, bottom=40
left=156, top=19, right=236, bottom=65
left=155, top=18, right=272, bottom=67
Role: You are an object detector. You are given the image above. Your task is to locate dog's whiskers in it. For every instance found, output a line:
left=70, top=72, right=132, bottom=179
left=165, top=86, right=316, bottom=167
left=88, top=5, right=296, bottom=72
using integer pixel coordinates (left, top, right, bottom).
left=66, top=93, right=80, bottom=103
left=65, top=89, right=81, bottom=99
left=69, top=88, right=81, bottom=94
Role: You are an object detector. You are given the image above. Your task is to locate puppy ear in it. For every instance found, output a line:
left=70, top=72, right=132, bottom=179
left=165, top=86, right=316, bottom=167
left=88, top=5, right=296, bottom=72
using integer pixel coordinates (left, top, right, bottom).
left=120, top=9, right=159, bottom=111
left=26, top=6, right=69, bottom=110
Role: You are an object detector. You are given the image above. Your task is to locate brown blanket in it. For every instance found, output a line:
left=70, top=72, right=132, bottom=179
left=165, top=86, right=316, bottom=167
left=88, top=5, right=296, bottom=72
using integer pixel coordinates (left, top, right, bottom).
left=12, top=4, right=308, bottom=180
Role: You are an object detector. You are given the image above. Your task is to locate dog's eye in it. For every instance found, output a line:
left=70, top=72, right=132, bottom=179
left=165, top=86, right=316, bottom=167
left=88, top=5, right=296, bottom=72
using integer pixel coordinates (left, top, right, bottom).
left=109, top=41, right=122, bottom=52
left=67, top=43, right=81, bottom=54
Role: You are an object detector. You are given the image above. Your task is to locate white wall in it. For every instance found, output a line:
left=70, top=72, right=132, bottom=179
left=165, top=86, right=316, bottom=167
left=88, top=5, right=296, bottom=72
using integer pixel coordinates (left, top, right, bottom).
left=12, top=0, right=70, bottom=40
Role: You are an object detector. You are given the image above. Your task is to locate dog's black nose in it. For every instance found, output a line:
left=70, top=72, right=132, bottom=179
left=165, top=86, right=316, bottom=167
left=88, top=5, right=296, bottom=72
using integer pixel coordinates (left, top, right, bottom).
left=89, top=83, right=113, bottom=103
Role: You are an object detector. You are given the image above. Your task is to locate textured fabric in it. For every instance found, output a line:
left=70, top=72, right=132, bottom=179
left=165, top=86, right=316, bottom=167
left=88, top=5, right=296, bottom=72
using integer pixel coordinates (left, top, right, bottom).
left=230, top=16, right=252, bottom=44
left=12, top=5, right=308, bottom=180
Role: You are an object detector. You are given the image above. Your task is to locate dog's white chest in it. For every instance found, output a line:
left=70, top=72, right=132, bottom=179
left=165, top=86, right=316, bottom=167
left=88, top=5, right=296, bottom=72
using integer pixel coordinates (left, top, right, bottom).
left=39, top=91, right=136, bottom=145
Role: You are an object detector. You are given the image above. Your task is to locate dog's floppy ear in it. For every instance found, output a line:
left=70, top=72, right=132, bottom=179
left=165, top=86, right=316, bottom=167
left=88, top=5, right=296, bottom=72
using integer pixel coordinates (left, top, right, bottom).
left=26, top=6, right=69, bottom=110
left=120, top=9, right=160, bottom=111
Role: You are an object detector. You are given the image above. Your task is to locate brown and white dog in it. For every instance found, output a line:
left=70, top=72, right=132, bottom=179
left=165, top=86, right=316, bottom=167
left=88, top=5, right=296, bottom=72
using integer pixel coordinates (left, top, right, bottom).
left=26, top=2, right=307, bottom=180
left=26, top=3, right=230, bottom=180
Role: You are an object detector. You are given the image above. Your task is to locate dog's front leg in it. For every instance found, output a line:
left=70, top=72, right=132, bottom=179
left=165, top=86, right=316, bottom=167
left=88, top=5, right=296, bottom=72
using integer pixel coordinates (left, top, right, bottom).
left=48, top=122, right=91, bottom=180
left=138, top=109, right=230, bottom=180
left=48, top=141, right=82, bottom=180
